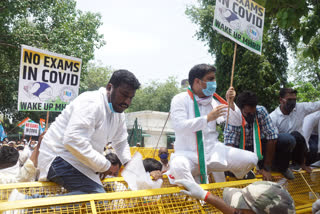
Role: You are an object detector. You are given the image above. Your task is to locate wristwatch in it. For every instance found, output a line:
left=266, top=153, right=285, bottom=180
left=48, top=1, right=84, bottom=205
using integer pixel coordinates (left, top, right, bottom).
left=263, top=165, right=271, bottom=172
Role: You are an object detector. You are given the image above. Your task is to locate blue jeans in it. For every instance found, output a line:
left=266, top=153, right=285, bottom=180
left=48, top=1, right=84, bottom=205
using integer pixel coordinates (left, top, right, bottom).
left=47, top=156, right=105, bottom=195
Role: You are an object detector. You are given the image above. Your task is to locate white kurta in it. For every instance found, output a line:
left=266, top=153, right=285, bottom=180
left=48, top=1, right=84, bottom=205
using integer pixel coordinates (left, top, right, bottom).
left=169, top=92, right=257, bottom=183
left=302, top=111, right=320, bottom=152
left=38, top=87, right=131, bottom=185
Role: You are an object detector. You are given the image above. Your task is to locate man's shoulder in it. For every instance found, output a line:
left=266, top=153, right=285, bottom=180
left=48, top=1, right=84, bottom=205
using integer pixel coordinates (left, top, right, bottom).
left=172, top=92, right=189, bottom=102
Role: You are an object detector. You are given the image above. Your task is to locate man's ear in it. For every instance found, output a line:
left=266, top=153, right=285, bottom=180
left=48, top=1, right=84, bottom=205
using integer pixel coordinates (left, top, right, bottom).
left=106, top=83, right=112, bottom=91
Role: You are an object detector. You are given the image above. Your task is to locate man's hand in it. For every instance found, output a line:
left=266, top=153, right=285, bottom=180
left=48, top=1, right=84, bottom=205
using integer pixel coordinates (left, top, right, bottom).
left=207, top=104, right=228, bottom=122
left=150, top=170, right=162, bottom=180
left=175, top=179, right=208, bottom=201
left=260, top=169, right=272, bottom=181
left=100, top=164, right=119, bottom=180
left=225, top=87, right=236, bottom=110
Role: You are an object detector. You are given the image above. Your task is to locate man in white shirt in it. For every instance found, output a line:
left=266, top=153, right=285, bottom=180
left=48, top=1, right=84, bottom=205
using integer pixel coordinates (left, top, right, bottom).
left=169, top=64, right=258, bottom=184
left=270, top=88, right=320, bottom=172
left=38, top=70, right=140, bottom=194
left=302, top=111, right=320, bottom=165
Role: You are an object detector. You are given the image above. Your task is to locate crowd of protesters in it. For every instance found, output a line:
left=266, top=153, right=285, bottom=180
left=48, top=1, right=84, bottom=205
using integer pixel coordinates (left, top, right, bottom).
left=0, top=66, right=320, bottom=214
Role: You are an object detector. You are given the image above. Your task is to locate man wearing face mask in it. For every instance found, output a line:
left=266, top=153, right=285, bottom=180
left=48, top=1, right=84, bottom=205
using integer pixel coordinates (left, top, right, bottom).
left=169, top=64, right=258, bottom=184
left=158, top=147, right=170, bottom=172
left=270, top=88, right=320, bottom=173
left=224, top=91, right=295, bottom=180
left=38, top=70, right=140, bottom=195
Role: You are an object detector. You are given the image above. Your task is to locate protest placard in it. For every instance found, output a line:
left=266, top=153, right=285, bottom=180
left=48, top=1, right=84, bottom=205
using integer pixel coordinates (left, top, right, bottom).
left=213, top=0, right=265, bottom=55
left=24, top=122, right=39, bottom=136
left=18, top=45, right=82, bottom=112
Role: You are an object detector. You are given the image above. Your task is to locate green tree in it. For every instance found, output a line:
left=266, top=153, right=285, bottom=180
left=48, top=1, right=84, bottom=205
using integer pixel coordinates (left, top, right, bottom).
left=186, top=2, right=288, bottom=111
left=79, top=62, right=113, bottom=94
left=127, top=77, right=182, bottom=112
left=0, top=0, right=105, bottom=130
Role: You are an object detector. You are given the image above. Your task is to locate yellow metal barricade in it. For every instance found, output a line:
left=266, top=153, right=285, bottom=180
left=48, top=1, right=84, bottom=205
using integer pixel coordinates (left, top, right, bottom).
left=130, top=148, right=174, bottom=161
left=0, top=169, right=319, bottom=213
left=0, top=179, right=260, bottom=214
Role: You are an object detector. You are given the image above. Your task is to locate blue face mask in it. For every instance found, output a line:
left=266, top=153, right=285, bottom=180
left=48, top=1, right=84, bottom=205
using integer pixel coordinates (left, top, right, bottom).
left=108, top=102, right=115, bottom=113
left=201, top=81, right=217, bottom=97
left=160, top=153, right=168, bottom=159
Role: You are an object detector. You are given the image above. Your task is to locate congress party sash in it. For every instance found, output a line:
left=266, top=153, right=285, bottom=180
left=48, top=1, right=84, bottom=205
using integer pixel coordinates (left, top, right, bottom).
left=239, top=116, right=263, bottom=160
left=187, top=87, right=227, bottom=184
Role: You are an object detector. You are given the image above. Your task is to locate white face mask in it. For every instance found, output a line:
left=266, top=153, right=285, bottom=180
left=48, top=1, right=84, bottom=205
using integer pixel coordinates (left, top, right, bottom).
left=30, top=144, right=37, bottom=149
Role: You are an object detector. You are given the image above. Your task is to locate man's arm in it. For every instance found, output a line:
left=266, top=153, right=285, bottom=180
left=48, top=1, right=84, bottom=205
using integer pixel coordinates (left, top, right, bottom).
left=175, top=179, right=237, bottom=214
left=63, top=104, right=110, bottom=173
left=224, top=124, right=241, bottom=147
left=300, top=101, right=320, bottom=116
left=261, top=139, right=276, bottom=181
left=170, top=94, right=209, bottom=132
left=111, top=116, right=131, bottom=165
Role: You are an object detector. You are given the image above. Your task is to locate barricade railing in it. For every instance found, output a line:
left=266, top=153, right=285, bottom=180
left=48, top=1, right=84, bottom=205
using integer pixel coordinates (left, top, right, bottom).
left=0, top=169, right=318, bottom=213
left=0, top=179, right=260, bottom=214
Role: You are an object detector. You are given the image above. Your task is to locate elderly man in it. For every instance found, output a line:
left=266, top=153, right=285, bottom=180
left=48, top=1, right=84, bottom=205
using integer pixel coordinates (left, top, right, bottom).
left=38, top=70, right=140, bottom=194
left=169, top=64, right=257, bottom=184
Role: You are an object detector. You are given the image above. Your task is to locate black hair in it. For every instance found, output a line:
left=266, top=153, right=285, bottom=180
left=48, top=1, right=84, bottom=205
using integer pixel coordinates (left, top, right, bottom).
left=188, top=64, right=216, bottom=89
left=0, top=146, right=19, bottom=168
left=236, top=91, right=258, bottom=109
left=108, top=70, right=140, bottom=90
left=279, top=88, right=297, bottom=98
left=105, top=153, right=122, bottom=167
left=143, top=158, right=162, bottom=172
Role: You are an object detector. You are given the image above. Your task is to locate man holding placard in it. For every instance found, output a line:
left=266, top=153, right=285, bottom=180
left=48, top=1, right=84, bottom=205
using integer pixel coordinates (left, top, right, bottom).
left=169, top=64, right=258, bottom=184
left=38, top=70, right=140, bottom=194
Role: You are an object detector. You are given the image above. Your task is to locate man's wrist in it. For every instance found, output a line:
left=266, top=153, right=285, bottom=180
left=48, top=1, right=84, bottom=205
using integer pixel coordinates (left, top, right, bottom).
left=204, top=191, right=211, bottom=201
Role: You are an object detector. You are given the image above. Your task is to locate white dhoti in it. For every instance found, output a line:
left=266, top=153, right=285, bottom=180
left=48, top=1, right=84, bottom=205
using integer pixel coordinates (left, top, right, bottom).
left=169, top=143, right=258, bottom=183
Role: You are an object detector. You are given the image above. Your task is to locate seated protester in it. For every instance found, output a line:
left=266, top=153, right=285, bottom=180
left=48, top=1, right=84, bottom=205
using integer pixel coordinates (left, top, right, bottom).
left=302, top=111, right=320, bottom=166
left=143, top=158, right=163, bottom=180
left=270, top=88, right=320, bottom=172
left=158, top=147, right=170, bottom=173
left=169, top=64, right=257, bottom=184
left=224, top=91, right=295, bottom=180
left=0, top=146, right=37, bottom=184
left=103, top=153, right=122, bottom=178
left=103, top=153, right=126, bottom=192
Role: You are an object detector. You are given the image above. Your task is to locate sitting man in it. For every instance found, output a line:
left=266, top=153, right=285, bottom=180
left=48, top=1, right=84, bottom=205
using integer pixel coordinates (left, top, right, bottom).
left=143, top=158, right=163, bottom=180
left=169, top=64, right=257, bottom=184
left=158, top=147, right=170, bottom=172
left=104, top=153, right=122, bottom=178
left=38, top=70, right=140, bottom=194
left=270, top=88, right=320, bottom=172
left=302, top=111, right=320, bottom=166
left=224, top=91, right=294, bottom=180
left=0, top=131, right=45, bottom=184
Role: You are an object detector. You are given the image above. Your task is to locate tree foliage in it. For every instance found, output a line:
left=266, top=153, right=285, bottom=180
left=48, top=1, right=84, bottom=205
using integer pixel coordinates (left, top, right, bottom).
left=79, top=62, right=113, bottom=94
left=127, top=77, right=182, bottom=113
left=186, top=1, right=288, bottom=111
left=0, top=0, right=105, bottom=129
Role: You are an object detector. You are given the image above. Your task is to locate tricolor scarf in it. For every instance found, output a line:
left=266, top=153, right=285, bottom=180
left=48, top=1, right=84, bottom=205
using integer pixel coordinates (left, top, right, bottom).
left=239, top=116, right=263, bottom=160
left=187, top=87, right=227, bottom=184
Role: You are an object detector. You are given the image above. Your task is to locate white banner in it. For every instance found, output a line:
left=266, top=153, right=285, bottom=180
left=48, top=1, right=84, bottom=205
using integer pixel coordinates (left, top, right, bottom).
left=18, top=45, right=82, bottom=112
left=24, top=122, right=39, bottom=136
left=213, top=0, right=265, bottom=55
